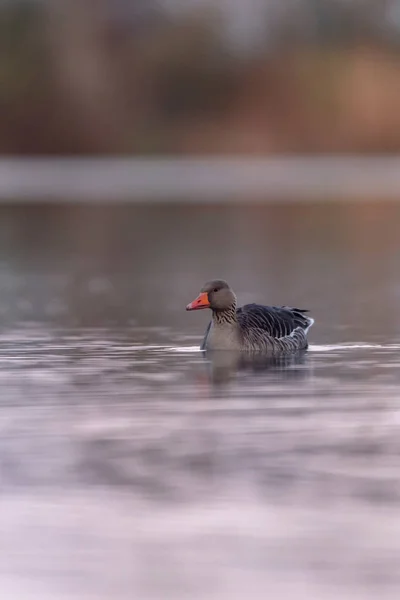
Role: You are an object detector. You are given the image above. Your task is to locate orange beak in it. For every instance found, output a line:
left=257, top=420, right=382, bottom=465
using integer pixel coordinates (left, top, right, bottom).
left=186, top=292, right=210, bottom=311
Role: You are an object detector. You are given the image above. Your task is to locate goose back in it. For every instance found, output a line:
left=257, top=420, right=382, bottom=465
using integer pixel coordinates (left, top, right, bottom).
left=237, top=304, right=310, bottom=337
left=202, top=304, right=313, bottom=354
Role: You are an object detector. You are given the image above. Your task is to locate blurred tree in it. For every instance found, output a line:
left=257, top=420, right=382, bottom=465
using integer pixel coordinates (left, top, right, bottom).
left=0, top=0, right=400, bottom=154
left=43, top=0, right=138, bottom=153
left=0, top=1, right=54, bottom=153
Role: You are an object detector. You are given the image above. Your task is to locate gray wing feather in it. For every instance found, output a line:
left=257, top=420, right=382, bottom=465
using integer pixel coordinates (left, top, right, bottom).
left=237, top=304, right=311, bottom=339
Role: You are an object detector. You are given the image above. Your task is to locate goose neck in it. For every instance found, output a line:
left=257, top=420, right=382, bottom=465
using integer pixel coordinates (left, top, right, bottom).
left=212, top=304, right=237, bottom=325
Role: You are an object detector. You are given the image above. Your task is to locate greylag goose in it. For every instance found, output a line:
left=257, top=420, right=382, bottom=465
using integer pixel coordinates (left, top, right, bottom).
left=186, top=279, right=314, bottom=354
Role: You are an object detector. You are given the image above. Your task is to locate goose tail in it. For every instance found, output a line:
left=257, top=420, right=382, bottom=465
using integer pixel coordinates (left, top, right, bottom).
left=303, top=316, right=315, bottom=335
left=286, top=307, right=314, bottom=334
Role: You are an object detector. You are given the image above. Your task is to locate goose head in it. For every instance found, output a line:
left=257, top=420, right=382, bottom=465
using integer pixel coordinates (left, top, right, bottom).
left=186, top=280, right=236, bottom=312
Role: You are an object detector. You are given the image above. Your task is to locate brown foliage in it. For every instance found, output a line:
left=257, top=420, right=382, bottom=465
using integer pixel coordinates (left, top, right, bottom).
left=1, top=2, right=400, bottom=155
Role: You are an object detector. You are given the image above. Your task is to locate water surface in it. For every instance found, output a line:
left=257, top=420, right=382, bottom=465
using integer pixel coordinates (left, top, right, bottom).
left=1, top=202, right=400, bottom=599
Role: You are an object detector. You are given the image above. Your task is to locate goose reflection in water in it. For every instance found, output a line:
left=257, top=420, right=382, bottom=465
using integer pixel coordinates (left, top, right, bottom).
left=203, top=348, right=311, bottom=385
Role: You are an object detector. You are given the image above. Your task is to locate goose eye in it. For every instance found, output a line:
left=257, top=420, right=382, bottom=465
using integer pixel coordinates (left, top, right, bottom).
left=213, top=288, right=219, bottom=293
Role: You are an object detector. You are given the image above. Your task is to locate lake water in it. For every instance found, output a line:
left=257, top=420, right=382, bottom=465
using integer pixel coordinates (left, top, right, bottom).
left=1, top=201, right=400, bottom=600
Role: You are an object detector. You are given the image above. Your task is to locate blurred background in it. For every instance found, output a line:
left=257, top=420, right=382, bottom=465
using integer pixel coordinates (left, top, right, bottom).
left=3, top=0, right=400, bottom=155
left=2, top=2, right=400, bottom=600
left=0, top=0, right=400, bottom=329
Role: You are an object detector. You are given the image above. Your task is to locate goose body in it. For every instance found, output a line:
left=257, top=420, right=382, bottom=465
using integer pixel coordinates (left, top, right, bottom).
left=186, top=280, right=314, bottom=355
